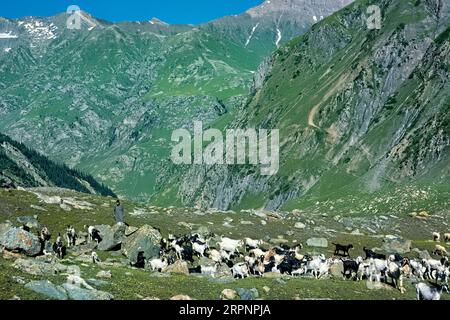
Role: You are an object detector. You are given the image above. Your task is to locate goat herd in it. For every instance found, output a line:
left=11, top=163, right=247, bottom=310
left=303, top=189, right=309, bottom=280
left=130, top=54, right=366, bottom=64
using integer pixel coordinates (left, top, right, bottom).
left=31, top=224, right=450, bottom=300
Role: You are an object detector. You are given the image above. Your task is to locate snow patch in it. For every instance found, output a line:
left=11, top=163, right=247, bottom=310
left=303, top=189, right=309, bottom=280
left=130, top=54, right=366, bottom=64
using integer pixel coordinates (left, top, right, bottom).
left=4, top=47, right=12, bottom=53
left=275, top=28, right=282, bottom=47
left=0, top=32, right=18, bottom=39
left=245, top=23, right=259, bottom=47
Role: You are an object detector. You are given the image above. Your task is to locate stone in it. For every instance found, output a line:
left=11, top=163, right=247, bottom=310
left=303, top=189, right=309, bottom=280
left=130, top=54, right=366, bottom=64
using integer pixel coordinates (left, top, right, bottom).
left=0, top=222, right=13, bottom=239
left=96, top=270, right=112, bottom=279
left=263, top=272, right=283, bottom=278
left=13, top=258, right=67, bottom=276
left=342, top=218, right=353, bottom=228
left=273, top=278, right=286, bottom=285
left=235, top=288, right=259, bottom=300
left=330, top=261, right=344, bottom=278
left=306, top=237, right=328, bottom=248
left=87, top=279, right=109, bottom=287
left=220, top=289, right=237, bottom=300
left=96, top=224, right=126, bottom=251
left=196, top=225, right=210, bottom=236
left=163, top=260, right=189, bottom=275
left=366, top=281, right=393, bottom=290
left=382, top=236, right=411, bottom=254
left=16, top=216, right=41, bottom=229
left=62, top=283, right=113, bottom=300
left=125, top=225, right=139, bottom=236
left=121, top=224, right=161, bottom=263
left=0, top=228, right=42, bottom=256
left=25, top=280, right=68, bottom=300
left=170, top=294, right=193, bottom=300
left=263, top=286, right=271, bottom=294
left=412, top=248, right=432, bottom=260
left=294, top=222, right=306, bottom=229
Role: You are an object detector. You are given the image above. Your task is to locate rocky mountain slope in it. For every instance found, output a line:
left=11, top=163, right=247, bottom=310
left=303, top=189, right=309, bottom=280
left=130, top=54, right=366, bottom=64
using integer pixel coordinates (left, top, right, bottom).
left=0, top=0, right=353, bottom=201
left=0, top=133, right=115, bottom=196
left=160, top=0, right=450, bottom=210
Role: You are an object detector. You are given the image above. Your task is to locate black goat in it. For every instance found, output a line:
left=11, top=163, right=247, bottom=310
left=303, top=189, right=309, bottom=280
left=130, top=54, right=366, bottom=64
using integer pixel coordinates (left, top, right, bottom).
left=363, top=247, right=386, bottom=260
left=333, top=243, right=354, bottom=257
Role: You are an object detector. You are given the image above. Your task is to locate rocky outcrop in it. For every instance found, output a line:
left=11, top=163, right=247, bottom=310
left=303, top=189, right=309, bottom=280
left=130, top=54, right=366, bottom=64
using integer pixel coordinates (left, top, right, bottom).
left=0, top=227, right=41, bottom=256
left=121, top=225, right=161, bottom=263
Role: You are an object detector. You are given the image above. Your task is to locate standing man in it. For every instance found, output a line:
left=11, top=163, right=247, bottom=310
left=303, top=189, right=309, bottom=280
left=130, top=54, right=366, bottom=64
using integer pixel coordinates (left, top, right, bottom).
left=114, top=199, right=125, bottom=224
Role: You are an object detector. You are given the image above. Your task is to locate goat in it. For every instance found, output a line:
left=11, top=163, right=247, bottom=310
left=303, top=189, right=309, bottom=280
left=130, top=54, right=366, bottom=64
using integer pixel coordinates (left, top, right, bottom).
left=363, top=247, right=386, bottom=260
left=148, top=256, right=167, bottom=272
left=86, top=226, right=102, bottom=243
left=333, top=243, right=353, bottom=257
left=416, top=283, right=449, bottom=300
left=134, top=251, right=146, bottom=269
left=244, top=237, right=263, bottom=250
left=386, top=261, right=405, bottom=293
left=219, top=237, right=243, bottom=254
left=53, top=234, right=66, bottom=259
left=368, top=258, right=388, bottom=282
left=341, top=256, right=363, bottom=280
left=409, top=259, right=427, bottom=280
left=231, top=262, right=249, bottom=279
left=444, top=233, right=450, bottom=242
left=433, top=244, right=448, bottom=257
left=91, top=251, right=101, bottom=264
left=192, top=241, right=207, bottom=258
left=306, top=254, right=329, bottom=279
left=433, top=232, right=441, bottom=242
left=66, top=225, right=77, bottom=247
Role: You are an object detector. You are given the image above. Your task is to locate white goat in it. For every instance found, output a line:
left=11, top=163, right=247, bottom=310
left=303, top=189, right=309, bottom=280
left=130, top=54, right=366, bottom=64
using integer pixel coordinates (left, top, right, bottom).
left=149, top=257, right=168, bottom=272
left=244, top=237, right=263, bottom=249
left=219, top=237, right=243, bottom=253
left=231, top=262, right=249, bottom=279
left=416, top=283, right=449, bottom=300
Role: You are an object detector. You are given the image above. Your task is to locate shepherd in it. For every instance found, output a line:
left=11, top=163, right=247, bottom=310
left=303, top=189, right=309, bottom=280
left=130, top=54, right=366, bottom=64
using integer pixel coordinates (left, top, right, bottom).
left=114, top=199, right=125, bottom=224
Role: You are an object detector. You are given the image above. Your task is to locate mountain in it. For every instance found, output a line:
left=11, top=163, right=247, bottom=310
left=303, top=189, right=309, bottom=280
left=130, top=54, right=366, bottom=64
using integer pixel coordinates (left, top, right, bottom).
left=0, top=0, right=352, bottom=201
left=157, top=0, right=450, bottom=210
left=0, top=133, right=116, bottom=196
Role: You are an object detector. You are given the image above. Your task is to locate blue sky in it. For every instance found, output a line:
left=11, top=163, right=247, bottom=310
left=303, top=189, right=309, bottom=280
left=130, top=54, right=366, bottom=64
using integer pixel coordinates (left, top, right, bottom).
left=1, top=0, right=264, bottom=24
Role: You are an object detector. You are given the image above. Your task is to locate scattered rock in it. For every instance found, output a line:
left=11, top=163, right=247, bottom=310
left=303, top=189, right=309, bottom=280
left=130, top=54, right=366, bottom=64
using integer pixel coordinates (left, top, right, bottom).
left=125, top=226, right=139, bottom=236
left=263, top=286, right=271, bottom=294
left=163, top=260, right=189, bottom=275
left=16, top=216, right=41, bottom=230
left=0, top=222, right=13, bottom=239
left=236, top=288, right=259, bottom=300
left=294, top=222, right=306, bottom=229
left=220, top=289, right=237, bottom=300
left=13, top=258, right=67, bottom=276
left=382, top=236, right=411, bottom=254
left=62, top=283, right=114, bottom=300
left=418, top=211, right=430, bottom=217
left=412, top=248, right=432, bottom=260
left=306, top=237, right=328, bottom=248
left=121, top=224, right=161, bottom=263
left=263, top=272, right=283, bottom=278
left=96, top=270, right=112, bottom=279
left=86, top=279, right=109, bottom=287
left=170, top=294, right=193, bottom=300
left=366, top=281, right=393, bottom=290
left=25, top=280, right=68, bottom=300
left=0, top=228, right=42, bottom=256
left=273, top=278, right=286, bottom=285
left=12, top=276, right=26, bottom=284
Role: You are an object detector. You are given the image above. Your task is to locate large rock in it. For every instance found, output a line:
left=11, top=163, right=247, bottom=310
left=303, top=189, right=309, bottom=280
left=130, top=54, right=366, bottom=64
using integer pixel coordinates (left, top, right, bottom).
left=61, top=283, right=114, bottom=300
left=236, top=288, right=259, bottom=300
left=121, top=224, right=161, bottom=263
left=0, top=227, right=41, bottom=256
left=382, top=236, right=411, bottom=254
left=25, top=280, right=67, bottom=300
left=163, top=260, right=189, bottom=275
left=0, top=222, right=13, bottom=239
left=306, top=237, right=328, bottom=248
left=17, top=216, right=41, bottom=230
left=13, top=258, right=67, bottom=276
left=96, top=224, right=126, bottom=251
left=329, top=261, right=344, bottom=278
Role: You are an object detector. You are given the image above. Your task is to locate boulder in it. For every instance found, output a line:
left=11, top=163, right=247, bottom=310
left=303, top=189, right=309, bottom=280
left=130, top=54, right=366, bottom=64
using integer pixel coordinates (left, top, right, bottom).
left=306, top=237, right=328, bottom=248
left=16, top=216, right=40, bottom=230
left=96, top=224, right=126, bottom=251
left=0, top=222, right=13, bottom=239
left=382, top=236, right=411, bottom=254
left=96, top=270, right=112, bottom=279
left=25, top=280, right=67, bottom=300
left=13, top=258, right=67, bottom=276
left=62, top=283, right=114, bottom=300
left=121, top=225, right=161, bottom=263
left=220, top=289, right=237, bottom=300
left=329, top=261, right=344, bottom=278
left=0, top=227, right=41, bottom=256
left=163, top=260, right=189, bottom=275
left=294, top=222, right=306, bottom=229
left=236, top=288, right=259, bottom=300
left=125, top=226, right=139, bottom=236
